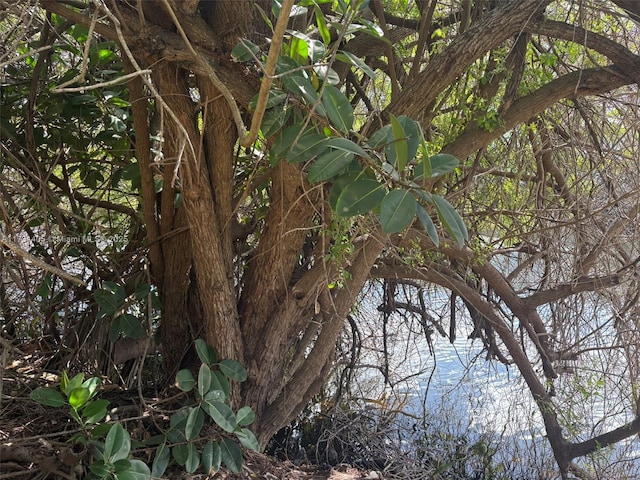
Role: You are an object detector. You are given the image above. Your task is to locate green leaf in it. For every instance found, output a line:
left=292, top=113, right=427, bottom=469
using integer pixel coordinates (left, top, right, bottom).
left=218, top=359, right=247, bottom=382
left=152, top=443, right=170, bottom=478
left=202, top=441, right=222, bottom=474
left=172, top=443, right=188, bottom=466
left=69, top=387, right=90, bottom=411
left=104, top=423, right=131, bottom=463
left=290, top=33, right=309, bottom=63
left=198, top=363, right=212, bottom=397
left=118, top=460, right=150, bottom=480
left=286, top=132, right=329, bottom=163
left=389, top=114, right=409, bottom=172
left=81, top=376, right=102, bottom=400
left=82, top=399, right=109, bottom=424
left=30, top=387, right=65, bottom=407
left=176, top=369, right=195, bottom=392
left=201, top=400, right=237, bottom=433
left=329, top=172, right=363, bottom=210
left=89, top=460, right=110, bottom=477
left=416, top=203, right=439, bottom=246
left=195, top=338, right=212, bottom=364
left=211, top=371, right=230, bottom=398
left=271, top=124, right=314, bottom=159
left=185, top=443, right=200, bottom=474
left=315, top=5, right=331, bottom=44
left=379, top=190, right=417, bottom=233
left=94, top=282, right=126, bottom=319
left=65, top=372, right=85, bottom=396
left=261, top=107, right=291, bottom=137
left=326, top=137, right=369, bottom=157
left=203, top=389, right=226, bottom=404
left=369, top=124, right=391, bottom=148
left=114, top=314, right=144, bottom=340
left=308, top=150, right=355, bottom=183
left=235, top=428, right=260, bottom=451
left=185, top=406, right=205, bottom=441
left=282, top=74, right=324, bottom=115
left=335, top=179, right=387, bottom=217
left=231, top=39, right=260, bottom=62
left=336, top=50, right=377, bottom=80
left=432, top=195, right=468, bottom=247
left=236, top=406, right=256, bottom=426
left=220, top=438, right=243, bottom=473
left=322, top=85, right=353, bottom=133
left=429, top=153, right=459, bottom=177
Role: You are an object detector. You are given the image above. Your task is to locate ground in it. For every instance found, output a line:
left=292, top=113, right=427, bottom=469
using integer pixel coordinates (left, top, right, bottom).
left=0, top=343, right=374, bottom=479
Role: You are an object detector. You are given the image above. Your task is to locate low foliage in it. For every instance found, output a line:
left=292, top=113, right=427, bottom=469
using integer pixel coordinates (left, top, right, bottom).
left=30, top=340, right=258, bottom=478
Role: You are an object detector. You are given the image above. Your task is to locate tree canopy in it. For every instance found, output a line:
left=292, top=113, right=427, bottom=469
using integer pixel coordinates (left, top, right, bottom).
left=2, top=0, right=640, bottom=477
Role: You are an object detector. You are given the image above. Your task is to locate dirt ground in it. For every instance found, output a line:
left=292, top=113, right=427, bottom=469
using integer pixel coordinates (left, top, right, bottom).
left=0, top=347, right=377, bottom=480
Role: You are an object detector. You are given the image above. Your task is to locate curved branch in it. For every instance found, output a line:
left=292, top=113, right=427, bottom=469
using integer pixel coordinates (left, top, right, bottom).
left=388, top=0, right=551, bottom=120
left=442, top=65, right=633, bottom=161
left=527, top=17, right=640, bottom=79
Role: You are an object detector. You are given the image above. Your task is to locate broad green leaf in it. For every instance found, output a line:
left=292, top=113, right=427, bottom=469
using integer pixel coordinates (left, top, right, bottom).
left=389, top=114, right=409, bottom=173
left=81, top=376, right=101, bottom=400
left=119, top=460, right=150, bottom=480
left=313, top=65, right=341, bottom=85
left=104, top=423, right=130, bottom=463
left=211, top=371, right=230, bottom=398
left=336, top=179, right=386, bottom=217
left=175, top=369, right=195, bottom=392
left=152, top=443, right=170, bottom=477
left=218, top=359, right=247, bottom=382
left=82, top=399, right=109, bottom=424
left=379, top=190, right=417, bottom=233
left=117, top=314, right=144, bottom=339
left=235, top=428, right=260, bottom=451
left=198, top=363, right=212, bottom=397
left=326, top=137, right=369, bottom=157
left=203, top=389, right=226, bottom=404
left=185, top=443, right=200, bottom=474
left=282, top=74, right=325, bottom=115
left=261, top=106, right=291, bottom=138
left=291, top=32, right=325, bottom=62
left=89, top=460, right=110, bottom=477
left=172, top=443, right=188, bottom=466
left=94, top=282, right=125, bottom=319
left=69, top=387, right=90, bottom=411
left=271, top=124, right=313, bottom=160
left=287, top=133, right=329, bottom=163
left=336, top=51, right=377, bottom=80
left=416, top=203, right=439, bottom=246
left=429, top=153, right=459, bottom=177
left=93, top=422, right=112, bottom=438
left=202, top=441, right=222, bottom=473
left=220, top=438, right=243, bottom=473
left=315, top=5, right=331, bottom=44
left=369, top=124, right=391, bottom=148
left=201, top=400, right=237, bottom=433
left=290, top=33, right=309, bottom=63
left=414, top=143, right=432, bottom=180
left=30, top=387, right=65, bottom=407
left=236, top=406, right=256, bottom=426
left=185, top=406, right=205, bottom=440
left=195, top=338, right=213, bottom=365
left=249, top=90, right=288, bottom=111
left=432, top=195, right=468, bottom=247
left=329, top=171, right=363, bottom=210
left=322, top=85, right=353, bottom=133
left=231, top=39, right=260, bottom=62
left=65, top=372, right=85, bottom=396
left=308, top=150, right=355, bottom=183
